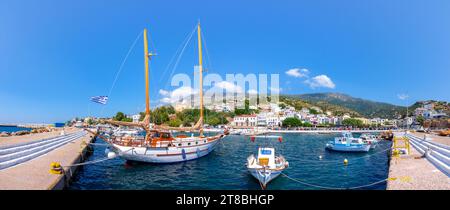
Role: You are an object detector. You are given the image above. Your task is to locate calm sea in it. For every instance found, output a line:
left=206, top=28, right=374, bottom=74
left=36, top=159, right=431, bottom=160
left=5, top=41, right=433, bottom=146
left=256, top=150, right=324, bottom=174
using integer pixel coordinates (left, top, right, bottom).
left=69, top=133, right=391, bottom=190
left=0, top=126, right=32, bottom=133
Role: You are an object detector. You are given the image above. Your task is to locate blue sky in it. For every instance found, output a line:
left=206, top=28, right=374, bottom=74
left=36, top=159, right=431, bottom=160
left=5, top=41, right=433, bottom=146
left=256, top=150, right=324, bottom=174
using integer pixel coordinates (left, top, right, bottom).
left=1, top=0, right=449, bottom=123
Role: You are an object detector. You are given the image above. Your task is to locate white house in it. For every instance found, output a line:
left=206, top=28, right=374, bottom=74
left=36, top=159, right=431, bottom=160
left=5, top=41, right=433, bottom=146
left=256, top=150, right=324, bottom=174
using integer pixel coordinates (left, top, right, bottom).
left=266, top=115, right=282, bottom=127
left=132, top=114, right=141, bottom=123
left=232, top=114, right=257, bottom=127
left=257, top=113, right=267, bottom=127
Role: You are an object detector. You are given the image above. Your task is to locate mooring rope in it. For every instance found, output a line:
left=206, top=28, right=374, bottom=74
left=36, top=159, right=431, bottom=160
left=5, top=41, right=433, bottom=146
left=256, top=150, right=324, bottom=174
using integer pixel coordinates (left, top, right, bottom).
left=281, top=172, right=388, bottom=190
left=62, top=156, right=116, bottom=167
left=61, top=148, right=133, bottom=167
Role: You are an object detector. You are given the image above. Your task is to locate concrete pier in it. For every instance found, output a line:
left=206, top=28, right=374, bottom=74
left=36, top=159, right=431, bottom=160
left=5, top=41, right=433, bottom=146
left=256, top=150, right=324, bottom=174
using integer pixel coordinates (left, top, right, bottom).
left=0, top=128, right=95, bottom=190
left=387, top=132, right=450, bottom=190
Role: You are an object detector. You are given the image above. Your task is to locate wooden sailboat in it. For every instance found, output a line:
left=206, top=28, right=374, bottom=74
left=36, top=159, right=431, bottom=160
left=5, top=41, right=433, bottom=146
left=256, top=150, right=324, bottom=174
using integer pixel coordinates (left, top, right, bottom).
left=103, top=24, right=229, bottom=163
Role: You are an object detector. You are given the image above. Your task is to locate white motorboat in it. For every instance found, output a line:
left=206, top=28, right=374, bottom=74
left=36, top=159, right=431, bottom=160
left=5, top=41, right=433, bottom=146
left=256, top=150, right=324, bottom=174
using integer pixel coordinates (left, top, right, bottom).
left=360, top=133, right=379, bottom=149
left=325, top=132, right=370, bottom=152
left=247, top=147, right=289, bottom=189
left=241, top=129, right=268, bottom=136
left=228, top=129, right=242, bottom=135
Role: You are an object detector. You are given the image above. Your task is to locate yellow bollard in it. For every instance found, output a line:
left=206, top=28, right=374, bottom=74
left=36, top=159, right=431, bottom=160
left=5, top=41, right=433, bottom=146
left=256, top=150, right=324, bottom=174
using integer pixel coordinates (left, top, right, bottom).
left=392, top=149, right=400, bottom=157
left=80, top=140, right=87, bottom=148
left=49, top=162, right=63, bottom=174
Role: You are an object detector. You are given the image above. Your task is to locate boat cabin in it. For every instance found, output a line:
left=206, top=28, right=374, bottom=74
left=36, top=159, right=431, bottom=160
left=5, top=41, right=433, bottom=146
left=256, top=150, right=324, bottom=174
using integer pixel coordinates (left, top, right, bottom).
left=334, top=132, right=365, bottom=145
left=257, top=147, right=275, bottom=167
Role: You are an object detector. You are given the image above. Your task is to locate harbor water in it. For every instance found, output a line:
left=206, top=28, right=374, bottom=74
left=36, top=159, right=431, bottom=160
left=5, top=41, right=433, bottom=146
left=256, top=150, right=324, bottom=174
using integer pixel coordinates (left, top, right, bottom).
left=0, top=126, right=32, bottom=133
left=69, top=133, right=391, bottom=190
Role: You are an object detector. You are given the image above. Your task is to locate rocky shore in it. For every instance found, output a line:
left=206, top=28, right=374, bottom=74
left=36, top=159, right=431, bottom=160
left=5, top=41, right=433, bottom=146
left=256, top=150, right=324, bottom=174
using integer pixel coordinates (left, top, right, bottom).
left=0, top=127, right=54, bottom=137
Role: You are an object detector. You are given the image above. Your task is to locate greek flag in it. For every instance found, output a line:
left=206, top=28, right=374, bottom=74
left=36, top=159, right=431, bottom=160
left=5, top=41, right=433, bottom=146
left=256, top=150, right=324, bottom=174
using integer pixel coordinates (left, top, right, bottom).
left=90, top=96, right=108, bottom=105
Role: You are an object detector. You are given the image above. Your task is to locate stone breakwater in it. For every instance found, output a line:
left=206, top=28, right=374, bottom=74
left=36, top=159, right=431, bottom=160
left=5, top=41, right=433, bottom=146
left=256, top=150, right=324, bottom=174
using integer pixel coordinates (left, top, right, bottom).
left=0, top=127, right=54, bottom=137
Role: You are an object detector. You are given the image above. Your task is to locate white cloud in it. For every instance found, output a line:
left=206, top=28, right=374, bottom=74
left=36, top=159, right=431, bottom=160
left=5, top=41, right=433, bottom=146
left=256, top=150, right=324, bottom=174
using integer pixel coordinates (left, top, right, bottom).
left=305, top=75, right=335, bottom=89
left=171, top=86, right=197, bottom=98
left=159, top=86, right=197, bottom=104
left=160, top=97, right=171, bottom=103
left=247, top=89, right=258, bottom=95
left=214, top=81, right=243, bottom=93
left=159, top=89, right=169, bottom=96
left=397, top=94, right=409, bottom=100
left=285, top=68, right=309, bottom=78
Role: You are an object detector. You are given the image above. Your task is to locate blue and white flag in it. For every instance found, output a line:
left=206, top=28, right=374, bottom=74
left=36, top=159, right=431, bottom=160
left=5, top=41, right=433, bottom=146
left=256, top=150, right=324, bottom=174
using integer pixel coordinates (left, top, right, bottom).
left=90, top=96, right=108, bottom=105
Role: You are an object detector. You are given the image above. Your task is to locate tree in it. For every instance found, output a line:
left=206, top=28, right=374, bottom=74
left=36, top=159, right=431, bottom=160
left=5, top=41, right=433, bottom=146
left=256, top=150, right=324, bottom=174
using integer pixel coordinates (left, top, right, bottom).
left=113, top=112, right=126, bottom=121
left=139, top=112, right=146, bottom=121
left=282, top=117, right=302, bottom=127
left=309, top=108, right=319, bottom=115
left=302, top=122, right=313, bottom=127
left=168, top=118, right=182, bottom=127
left=416, top=115, right=425, bottom=126
left=234, top=99, right=256, bottom=115
left=121, top=117, right=133, bottom=122
left=342, top=118, right=363, bottom=127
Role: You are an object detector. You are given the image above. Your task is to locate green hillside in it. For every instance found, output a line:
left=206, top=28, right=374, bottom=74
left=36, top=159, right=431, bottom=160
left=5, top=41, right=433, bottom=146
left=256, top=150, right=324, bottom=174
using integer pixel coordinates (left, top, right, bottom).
left=281, top=93, right=407, bottom=119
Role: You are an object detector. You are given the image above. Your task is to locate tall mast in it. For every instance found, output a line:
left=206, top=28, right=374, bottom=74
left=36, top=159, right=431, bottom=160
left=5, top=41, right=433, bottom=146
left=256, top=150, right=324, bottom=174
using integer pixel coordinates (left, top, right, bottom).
left=143, top=28, right=154, bottom=125
left=197, top=23, right=204, bottom=136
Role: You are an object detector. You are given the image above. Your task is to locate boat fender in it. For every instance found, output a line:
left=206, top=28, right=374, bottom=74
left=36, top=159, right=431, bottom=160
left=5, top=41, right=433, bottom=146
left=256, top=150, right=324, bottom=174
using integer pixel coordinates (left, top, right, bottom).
left=285, top=161, right=289, bottom=167
left=278, top=137, right=282, bottom=143
left=344, top=158, right=348, bottom=165
left=182, top=149, right=186, bottom=160
left=107, top=151, right=117, bottom=159
left=49, top=162, right=63, bottom=174
left=250, top=136, right=255, bottom=142
left=104, top=148, right=110, bottom=155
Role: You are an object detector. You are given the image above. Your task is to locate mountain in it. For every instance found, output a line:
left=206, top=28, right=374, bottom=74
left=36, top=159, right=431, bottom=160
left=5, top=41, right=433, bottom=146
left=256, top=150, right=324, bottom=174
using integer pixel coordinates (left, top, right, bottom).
left=281, top=93, right=407, bottom=119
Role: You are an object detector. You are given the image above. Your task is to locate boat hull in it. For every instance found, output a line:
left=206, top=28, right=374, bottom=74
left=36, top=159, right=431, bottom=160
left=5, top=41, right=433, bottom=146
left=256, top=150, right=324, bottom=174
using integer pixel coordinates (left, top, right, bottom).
left=111, top=138, right=222, bottom=163
left=248, top=168, right=282, bottom=188
left=325, top=143, right=370, bottom=152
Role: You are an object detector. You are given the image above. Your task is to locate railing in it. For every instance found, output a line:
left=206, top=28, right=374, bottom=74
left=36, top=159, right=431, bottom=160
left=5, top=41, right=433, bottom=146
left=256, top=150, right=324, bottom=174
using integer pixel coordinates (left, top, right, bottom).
left=405, top=133, right=450, bottom=176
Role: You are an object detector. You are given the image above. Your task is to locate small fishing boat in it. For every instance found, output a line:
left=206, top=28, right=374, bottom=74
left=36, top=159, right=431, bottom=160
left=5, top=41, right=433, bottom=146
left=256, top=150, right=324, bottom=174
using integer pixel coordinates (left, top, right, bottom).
left=360, top=133, right=379, bottom=149
left=247, top=136, right=288, bottom=189
left=242, top=129, right=268, bottom=136
left=326, top=132, right=370, bottom=152
left=228, top=129, right=242, bottom=135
